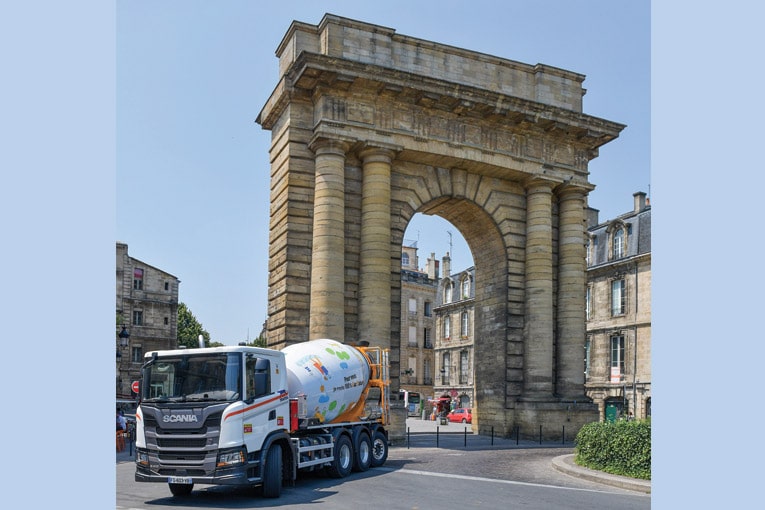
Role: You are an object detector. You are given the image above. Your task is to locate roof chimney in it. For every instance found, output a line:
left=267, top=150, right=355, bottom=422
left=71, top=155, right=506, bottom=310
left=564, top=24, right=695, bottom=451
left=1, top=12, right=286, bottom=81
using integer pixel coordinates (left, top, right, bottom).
left=442, top=252, right=451, bottom=278
left=633, top=191, right=647, bottom=213
left=586, top=206, right=600, bottom=228
left=426, top=252, right=440, bottom=279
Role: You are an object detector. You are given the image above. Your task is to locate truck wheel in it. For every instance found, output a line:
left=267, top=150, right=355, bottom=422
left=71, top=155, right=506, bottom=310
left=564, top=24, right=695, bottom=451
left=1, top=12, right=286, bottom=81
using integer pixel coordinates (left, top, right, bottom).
left=370, top=430, right=388, bottom=467
left=326, top=434, right=353, bottom=478
left=168, top=483, right=193, bottom=497
left=262, top=444, right=283, bottom=498
left=352, top=432, right=372, bottom=472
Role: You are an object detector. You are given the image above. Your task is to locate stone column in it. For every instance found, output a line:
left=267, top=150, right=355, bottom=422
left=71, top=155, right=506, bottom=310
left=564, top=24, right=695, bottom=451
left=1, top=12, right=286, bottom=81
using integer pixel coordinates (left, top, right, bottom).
left=358, top=146, right=395, bottom=348
left=523, top=178, right=555, bottom=399
left=556, top=186, right=589, bottom=399
left=308, top=139, right=349, bottom=341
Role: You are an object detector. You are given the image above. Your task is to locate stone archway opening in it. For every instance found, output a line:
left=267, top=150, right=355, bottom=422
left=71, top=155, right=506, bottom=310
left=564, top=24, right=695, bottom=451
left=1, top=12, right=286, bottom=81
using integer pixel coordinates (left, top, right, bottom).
left=412, top=200, right=509, bottom=432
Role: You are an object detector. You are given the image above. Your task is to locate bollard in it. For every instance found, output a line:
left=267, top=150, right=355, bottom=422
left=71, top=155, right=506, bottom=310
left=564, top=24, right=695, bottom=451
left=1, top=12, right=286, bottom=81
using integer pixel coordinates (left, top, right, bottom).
left=464, top=427, right=467, bottom=447
left=407, top=427, right=410, bottom=449
left=516, top=425, right=519, bottom=445
left=562, top=426, right=565, bottom=445
left=436, top=426, right=440, bottom=448
left=539, top=425, right=542, bottom=444
left=491, top=426, right=494, bottom=446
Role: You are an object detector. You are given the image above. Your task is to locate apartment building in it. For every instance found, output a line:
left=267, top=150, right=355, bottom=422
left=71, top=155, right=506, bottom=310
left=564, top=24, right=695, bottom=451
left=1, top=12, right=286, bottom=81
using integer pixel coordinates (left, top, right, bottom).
left=116, top=242, right=180, bottom=399
left=433, top=254, right=476, bottom=410
left=399, top=243, right=441, bottom=408
left=585, top=192, right=652, bottom=421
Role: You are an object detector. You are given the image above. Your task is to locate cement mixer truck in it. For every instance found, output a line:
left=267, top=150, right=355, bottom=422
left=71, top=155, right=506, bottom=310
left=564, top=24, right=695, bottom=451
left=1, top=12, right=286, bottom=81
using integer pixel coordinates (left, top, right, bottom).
left=133, top=339, right=391, bottom=498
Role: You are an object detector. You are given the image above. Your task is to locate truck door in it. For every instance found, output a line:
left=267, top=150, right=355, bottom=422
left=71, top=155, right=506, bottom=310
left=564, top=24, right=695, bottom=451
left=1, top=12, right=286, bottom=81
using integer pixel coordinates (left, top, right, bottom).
left=240, top=356, right=286, bottom=452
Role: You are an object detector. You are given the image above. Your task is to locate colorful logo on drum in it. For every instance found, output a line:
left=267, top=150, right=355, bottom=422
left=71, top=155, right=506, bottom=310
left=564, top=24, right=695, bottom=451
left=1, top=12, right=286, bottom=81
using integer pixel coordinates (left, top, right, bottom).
left=313, top=358, right=329, bottom=376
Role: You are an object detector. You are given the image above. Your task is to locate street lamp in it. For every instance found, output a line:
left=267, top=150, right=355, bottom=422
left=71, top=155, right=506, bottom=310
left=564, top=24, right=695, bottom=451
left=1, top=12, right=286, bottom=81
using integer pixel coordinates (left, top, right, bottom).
left=119, top=326, right=130, bottom=349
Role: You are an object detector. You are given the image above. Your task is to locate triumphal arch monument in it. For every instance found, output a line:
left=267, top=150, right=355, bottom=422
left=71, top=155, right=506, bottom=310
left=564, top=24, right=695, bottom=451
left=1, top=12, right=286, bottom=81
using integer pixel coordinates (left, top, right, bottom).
left=257, top=14, right=624, bottom=439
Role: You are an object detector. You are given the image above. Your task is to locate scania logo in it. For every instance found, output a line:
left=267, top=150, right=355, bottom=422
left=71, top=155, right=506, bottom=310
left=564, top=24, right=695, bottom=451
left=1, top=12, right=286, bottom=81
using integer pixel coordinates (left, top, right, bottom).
left=163, top=414, right=198, bottom=423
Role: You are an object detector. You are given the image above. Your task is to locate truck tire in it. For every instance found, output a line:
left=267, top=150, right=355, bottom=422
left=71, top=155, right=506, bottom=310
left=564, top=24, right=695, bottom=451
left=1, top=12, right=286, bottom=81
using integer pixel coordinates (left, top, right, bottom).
left=262, top=444, right=282, bottom=498
left=352, top=432, right=372, bottom=472
left=326, top=434, right=353, bottom=478
left=370, top=430, right=388, bottom=467
left=168, top=483, right=193, bottom=497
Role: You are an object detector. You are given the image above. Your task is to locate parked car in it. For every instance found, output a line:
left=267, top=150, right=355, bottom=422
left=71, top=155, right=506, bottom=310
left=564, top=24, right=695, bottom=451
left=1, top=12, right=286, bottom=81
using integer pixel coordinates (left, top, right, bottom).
left=447, top=408, right=472, bottom=424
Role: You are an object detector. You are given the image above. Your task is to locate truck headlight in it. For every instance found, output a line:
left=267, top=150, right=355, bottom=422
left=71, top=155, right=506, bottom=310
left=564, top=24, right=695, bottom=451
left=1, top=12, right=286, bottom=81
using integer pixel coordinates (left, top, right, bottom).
left=136, top=451, right=149, bottom=467
left=216, top=448, right=245, bottom=467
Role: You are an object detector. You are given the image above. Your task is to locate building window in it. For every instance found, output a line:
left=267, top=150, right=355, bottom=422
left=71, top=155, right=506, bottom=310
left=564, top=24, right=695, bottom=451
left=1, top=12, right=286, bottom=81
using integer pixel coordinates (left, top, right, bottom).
left=460, top=311, right=469, bottom=337
left=133, top=268, right=144, bottom=290
left=424, top=301, right=432, bottom=317
left=461, top=277, right=470, bottom=299
left=459, top=350, right=469, bottom=384
left=131, top=346, right=143, bottom=363
left=584, top=338, right=591, bottom=378
left=164, top=317, right=169, bottom=325
left=424, top=359, right=432, bottom=385
left=612, top=228, right=625, bottom=259
left=133, top=310, right=143, bottom=326
left=402, top=252, right=410, bottom=267
left=408, top=298, right=417, bottom=315
left=409, top=326, right=417, bottom=346
left=610, top=334, right=625, bottom=379
left=443, top=317, right=450, bottom=339
left=585, top=286, right=591, bottom=321
left=611, top=278, right=625, bottom=316
left=442, top=352, right=450, bottom=385
left=585, top=241, right=591, bottom=266
left=444, top=281, right=453, bottom=303
left=424, top=328, right=432, bottom=348
left=164, top=282, right=169, bottom=291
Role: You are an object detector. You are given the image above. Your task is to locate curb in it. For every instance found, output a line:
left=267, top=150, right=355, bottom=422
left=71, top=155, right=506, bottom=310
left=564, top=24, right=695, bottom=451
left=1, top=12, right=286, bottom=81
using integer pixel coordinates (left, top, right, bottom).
left=551, top=454, right=651, bottom=494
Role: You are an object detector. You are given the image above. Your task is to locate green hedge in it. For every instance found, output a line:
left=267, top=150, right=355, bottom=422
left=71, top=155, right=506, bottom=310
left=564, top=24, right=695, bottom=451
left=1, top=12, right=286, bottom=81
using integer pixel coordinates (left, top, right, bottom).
left=574, top=419, right=651, bottom=480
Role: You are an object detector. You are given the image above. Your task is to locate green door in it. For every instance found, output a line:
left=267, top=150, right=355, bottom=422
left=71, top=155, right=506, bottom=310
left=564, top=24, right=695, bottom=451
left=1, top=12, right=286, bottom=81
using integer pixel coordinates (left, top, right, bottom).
left=605, top=403, right=618, bottom=423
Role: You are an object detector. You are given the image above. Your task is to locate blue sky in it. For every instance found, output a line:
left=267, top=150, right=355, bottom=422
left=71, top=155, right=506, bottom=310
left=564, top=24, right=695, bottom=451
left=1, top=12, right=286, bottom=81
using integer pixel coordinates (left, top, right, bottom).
left=117, top=0, right=649, bottom=344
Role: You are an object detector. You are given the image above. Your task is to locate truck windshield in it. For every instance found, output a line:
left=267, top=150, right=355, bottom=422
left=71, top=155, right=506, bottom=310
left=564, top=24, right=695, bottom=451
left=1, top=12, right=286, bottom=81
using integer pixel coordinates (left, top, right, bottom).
left=141, top=352, right=241, bottom=403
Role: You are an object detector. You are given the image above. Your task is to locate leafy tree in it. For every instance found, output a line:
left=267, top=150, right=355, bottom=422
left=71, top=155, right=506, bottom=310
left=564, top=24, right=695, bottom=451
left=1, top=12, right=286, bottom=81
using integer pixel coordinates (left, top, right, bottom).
left=177, top=302, right=211, bottom=349
left=240, top=332, right=267, bottom=348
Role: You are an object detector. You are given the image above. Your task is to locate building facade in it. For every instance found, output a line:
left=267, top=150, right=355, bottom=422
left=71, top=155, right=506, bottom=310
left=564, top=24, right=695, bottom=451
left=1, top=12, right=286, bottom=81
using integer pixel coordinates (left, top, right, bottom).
left=584, top=192, right=651, bottom=421
left=433, top=255, right=476, bottom=411
left=116, top=242, right=180, bottom=399
left=399, top=244, right=439, bottom=413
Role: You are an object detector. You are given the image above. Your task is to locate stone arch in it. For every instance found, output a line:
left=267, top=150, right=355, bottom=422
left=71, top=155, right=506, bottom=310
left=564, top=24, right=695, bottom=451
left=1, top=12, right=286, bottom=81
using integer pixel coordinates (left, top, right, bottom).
left=256, top=14, right=624, bottom=439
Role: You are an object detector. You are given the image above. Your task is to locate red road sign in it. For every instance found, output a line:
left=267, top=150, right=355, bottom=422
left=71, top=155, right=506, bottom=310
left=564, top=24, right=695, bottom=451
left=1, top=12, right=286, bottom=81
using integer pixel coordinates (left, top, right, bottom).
left=131, top=381, right=140, bottom=393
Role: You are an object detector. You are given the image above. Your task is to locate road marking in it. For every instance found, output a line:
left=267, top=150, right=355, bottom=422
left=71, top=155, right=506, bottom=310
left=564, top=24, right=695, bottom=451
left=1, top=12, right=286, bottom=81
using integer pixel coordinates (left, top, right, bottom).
left=376, top=467, right=628, bottom=495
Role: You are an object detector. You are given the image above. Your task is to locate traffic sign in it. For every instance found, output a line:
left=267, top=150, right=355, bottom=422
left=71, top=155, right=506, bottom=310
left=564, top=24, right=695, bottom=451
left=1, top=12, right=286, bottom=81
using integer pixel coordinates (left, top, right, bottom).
left=131, top=381, right=140, bottom=393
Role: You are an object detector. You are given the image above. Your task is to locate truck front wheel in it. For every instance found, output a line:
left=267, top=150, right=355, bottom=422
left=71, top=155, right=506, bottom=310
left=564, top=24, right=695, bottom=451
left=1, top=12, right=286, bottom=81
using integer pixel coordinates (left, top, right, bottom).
left=326, top=434, right=353, bottom=478
left=370, top=430, right=388, bottom=467
left=168, top=483, right=193, bottom=497
left=262, top=444, right=283, bottom=498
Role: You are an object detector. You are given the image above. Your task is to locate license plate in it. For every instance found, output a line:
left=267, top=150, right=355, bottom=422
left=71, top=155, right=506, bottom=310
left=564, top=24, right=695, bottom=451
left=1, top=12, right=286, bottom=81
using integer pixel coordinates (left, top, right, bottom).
left=168, top=477, right=192, bottom=484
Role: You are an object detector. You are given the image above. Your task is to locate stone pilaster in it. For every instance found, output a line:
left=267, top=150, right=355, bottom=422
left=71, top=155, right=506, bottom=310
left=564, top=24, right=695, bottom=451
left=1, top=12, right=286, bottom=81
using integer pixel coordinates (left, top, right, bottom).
left=358, top=146, right=396, bottom=348
left=556, top=186, right=589, bottom=399
left=523, top=178, right=555, bottom=399
left=308, top=138, right=349, bottom=341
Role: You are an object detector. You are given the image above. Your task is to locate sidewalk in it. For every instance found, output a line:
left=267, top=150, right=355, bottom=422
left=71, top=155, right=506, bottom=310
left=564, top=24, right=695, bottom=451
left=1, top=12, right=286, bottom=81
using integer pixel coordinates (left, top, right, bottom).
left=402, top=417, right=650, bottom=493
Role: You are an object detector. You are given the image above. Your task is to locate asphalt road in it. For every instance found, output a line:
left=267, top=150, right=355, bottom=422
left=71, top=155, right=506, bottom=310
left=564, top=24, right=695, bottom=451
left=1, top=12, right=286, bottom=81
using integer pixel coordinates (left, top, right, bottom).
left=117, top=433, right=650, bottom=510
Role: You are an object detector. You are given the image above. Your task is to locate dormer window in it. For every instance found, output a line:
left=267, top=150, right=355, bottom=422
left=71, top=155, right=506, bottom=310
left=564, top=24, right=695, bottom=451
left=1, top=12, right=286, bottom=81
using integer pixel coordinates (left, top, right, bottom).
left=613, top=227, right=625, bottom=259
left=461, top=277, right=470, bottom=299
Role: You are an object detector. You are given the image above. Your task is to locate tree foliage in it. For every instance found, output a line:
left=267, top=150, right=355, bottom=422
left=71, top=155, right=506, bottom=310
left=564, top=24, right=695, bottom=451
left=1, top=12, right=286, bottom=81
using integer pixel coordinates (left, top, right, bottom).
left=240, top=332, right=267, bottom=348
left=177, top=302, right=211, bottom=349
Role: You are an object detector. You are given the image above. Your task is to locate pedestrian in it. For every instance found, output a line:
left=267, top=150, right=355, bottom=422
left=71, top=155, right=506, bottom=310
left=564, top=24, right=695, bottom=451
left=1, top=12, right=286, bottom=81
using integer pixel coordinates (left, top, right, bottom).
left=117, top=409, right=127, bottom=431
